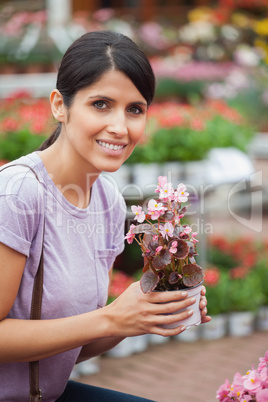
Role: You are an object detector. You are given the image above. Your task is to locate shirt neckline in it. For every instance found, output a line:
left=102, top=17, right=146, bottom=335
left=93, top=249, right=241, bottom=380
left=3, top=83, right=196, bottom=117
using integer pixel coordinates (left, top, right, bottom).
left=30, top=152, right=97, bottom=218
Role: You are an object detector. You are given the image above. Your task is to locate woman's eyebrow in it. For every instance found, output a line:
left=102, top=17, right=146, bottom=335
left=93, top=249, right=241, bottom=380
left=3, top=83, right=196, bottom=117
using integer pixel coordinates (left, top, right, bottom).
left=88, top=95, right=147, bottom=107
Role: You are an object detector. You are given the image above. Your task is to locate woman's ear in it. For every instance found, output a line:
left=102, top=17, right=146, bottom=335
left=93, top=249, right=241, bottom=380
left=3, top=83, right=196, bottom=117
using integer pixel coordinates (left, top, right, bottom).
left=50, top=89, right=66, bottom=123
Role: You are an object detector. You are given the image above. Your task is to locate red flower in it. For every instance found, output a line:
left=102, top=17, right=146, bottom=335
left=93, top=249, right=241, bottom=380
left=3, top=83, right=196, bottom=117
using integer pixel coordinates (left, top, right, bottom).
left=204, top=267, right=220, bottom=286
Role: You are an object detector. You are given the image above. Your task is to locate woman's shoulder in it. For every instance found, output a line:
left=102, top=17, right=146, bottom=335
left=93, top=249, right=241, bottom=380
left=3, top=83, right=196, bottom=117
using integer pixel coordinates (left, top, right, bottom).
left=0, top=153, right=43, bottom=207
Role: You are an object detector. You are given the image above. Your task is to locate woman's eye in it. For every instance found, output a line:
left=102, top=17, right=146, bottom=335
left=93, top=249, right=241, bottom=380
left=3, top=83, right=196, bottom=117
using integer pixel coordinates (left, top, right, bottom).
left=129, top=106, right=142, bottom=115
left=94, top=101, right=107, bottom=109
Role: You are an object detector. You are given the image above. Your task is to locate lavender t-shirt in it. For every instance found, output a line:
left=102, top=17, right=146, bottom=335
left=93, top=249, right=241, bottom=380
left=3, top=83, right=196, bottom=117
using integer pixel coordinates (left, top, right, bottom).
left=0, top=152, right=126, bottom=401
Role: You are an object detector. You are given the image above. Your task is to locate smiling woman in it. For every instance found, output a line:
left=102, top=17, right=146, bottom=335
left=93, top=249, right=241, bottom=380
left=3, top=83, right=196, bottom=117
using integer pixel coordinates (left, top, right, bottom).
left=0, top=30, right=210, bottom=402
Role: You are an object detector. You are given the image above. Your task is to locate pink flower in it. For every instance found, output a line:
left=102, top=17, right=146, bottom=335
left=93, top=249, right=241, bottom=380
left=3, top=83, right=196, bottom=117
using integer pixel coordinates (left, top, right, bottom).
left=159, top=183, right=174, bottom=201
left=159, top=222, right=174, bottom=240
left=124, top=224, right=136, bottom=244
left=148, top=199, right=166, bottom=220
left=183, top=225, right=192, bottom=235
left=169, top=241, right=178, bottom=254
left=216, top=378, right=231, bottom=401
left=229, top=373, right=244, bottom=399
left=174, top=183, right=189, bottom=203
left=256, top=388, right=268, bottom=402
left=155, top=176, right=167, bottom=193
left=258, top=351, right=268, bottom=372
left=131, top=205, right=145, bottom=223
left=191, top=232, right=199, bottom=243
left=243, top=370, right=262, bottom=394
left=259, top=367, right=268, bottom=388
left=155, top=246, right=163, bottom=255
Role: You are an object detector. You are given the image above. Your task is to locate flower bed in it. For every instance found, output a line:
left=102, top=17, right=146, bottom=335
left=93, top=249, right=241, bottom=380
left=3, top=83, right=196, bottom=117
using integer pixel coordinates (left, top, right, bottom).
left=126, top=100, right=255, bottom=164
left=206, top=235, right=268, bottom=315
left=0, top=91, right=52, bottom=161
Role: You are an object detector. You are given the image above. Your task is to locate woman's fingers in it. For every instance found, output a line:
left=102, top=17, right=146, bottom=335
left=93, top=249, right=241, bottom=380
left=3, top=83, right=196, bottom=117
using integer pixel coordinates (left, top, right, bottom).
left=152, top=296, right=196, bottom=316
left=146, top=289, right=189, bottom=304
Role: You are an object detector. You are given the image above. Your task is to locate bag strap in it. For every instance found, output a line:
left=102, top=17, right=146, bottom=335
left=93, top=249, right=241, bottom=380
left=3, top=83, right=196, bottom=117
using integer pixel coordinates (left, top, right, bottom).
left=0, top=163, right=44, bottom=401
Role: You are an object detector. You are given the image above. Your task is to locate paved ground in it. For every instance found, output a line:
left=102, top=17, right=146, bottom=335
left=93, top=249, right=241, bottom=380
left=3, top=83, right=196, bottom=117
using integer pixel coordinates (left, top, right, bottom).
left=78, top=331, right=267, bottom=402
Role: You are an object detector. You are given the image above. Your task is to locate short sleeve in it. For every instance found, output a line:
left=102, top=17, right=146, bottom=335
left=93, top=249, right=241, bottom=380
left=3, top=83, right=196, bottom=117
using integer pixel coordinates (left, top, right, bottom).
left=0, top=168, right=42, bottom=257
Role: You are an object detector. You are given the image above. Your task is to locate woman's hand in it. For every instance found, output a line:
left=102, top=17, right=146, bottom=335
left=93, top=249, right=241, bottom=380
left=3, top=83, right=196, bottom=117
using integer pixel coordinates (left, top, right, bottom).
left=199, top=285, right=211, bottom=324
left=105, top=281, right=199, bottom=338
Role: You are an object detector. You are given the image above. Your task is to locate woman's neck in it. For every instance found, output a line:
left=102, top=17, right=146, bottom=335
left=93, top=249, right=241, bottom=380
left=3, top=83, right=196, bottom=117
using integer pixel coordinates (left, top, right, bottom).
left=37, top=141, right=100, bottom=209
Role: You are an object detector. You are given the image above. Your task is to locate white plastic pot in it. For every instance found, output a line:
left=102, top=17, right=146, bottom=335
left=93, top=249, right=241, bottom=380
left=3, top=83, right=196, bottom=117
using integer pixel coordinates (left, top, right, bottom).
left=201, top=314, right=228, bottom=340
left=257, top=305, right=268, bottom=331
left=228, top=311, right=255, bottom=337
left=160, top=282, right=203, bottom=330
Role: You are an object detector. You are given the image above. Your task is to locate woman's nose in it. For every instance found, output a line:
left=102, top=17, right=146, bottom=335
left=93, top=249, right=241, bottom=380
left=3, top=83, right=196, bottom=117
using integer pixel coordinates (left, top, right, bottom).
left=106, top=111, right=128, bottom=136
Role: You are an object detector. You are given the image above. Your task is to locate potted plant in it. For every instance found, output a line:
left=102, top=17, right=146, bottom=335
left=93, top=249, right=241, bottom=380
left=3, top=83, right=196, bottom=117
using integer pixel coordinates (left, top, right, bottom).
left=227, top=267, right=264, bottom=337
left=201, top=266, right=229, bottom=340
left=125, top=176, right=204, bottom=330
left=254, top=259, right=268, bottom=331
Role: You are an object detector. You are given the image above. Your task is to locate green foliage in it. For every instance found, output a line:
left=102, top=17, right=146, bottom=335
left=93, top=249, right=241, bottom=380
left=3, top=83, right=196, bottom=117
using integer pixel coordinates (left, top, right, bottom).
left=155, top=78, right=205, bottom=103
left=227, top=271, right=264, bottom=313
left=0, top=130, right=47, bottom=161
left=207, top=246, right=236, bottom=271
left=126, top=115, right=254, bottom=164
left=254, top=260, right=268, bottom=305
left=206, top=271, right=229, bottom=316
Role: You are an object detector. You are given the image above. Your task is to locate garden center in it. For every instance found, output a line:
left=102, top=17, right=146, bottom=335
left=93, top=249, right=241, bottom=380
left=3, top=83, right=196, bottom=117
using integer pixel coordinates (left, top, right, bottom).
left=0, top=1, right=268, bottom=401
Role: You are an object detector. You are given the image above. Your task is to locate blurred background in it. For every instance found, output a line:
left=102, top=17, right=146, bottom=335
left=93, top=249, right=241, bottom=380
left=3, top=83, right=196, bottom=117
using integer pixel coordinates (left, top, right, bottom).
left=0, top=1, right=268, bottom=401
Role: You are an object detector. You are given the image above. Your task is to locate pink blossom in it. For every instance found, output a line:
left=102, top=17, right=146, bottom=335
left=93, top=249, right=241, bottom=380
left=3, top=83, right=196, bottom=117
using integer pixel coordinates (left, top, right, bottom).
left=183, top=225, right=192, bottom=235
left=174, top=183, right=189, bottom=203
left=259, top=367, right=268, bottom=387
left=155, top=246, right=163, bottom=255
left=216, top=378, right=231, bottom=401
left=169, top=241, right=178, bottom=254
left=131, top=205, right=145, bottom=223
left=258, top=351, right=268, bottom=372
left=159, top=183, right=174, bottom=201
left=124, top=224, right=136, bottom=244
left=241, top=396, right=253, bottom=401
left=256, top=388, right=268, bottom=402
left=243, top=370, right=262, bottom=394
left=229, top=373, right=244, bottom=399
left=148, top=199, right=166, bottom=220
left=191, top=232, right=199, bottom=243
left=159, top=222, right=174, bottom=240
left=155, top=176, right=167, bottom=193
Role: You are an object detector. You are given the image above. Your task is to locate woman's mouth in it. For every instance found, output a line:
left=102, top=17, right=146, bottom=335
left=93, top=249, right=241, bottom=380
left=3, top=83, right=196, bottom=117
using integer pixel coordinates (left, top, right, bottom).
left=96, top=140, right=127, bottom=155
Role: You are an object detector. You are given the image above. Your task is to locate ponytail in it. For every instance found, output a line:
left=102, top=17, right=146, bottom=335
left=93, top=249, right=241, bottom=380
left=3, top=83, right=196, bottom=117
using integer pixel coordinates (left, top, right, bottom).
left=38, top=123, right=61, bottom=151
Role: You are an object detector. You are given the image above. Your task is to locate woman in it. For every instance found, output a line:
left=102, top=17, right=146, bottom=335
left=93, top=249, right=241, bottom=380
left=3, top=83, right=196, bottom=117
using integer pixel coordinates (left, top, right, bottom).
left=0, top=31, right=210, bottom=401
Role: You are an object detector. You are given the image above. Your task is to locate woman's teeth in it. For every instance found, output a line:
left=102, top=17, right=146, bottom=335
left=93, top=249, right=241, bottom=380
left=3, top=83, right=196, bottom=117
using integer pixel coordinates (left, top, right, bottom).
left=98, top=141, right=124, bottom=150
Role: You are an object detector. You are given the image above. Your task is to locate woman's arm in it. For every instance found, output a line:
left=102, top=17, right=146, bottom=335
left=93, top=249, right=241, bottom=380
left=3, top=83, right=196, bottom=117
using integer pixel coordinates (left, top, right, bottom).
left=0, top=243, right=197, bottom=364
left=77, top=287, right=211, bottom=363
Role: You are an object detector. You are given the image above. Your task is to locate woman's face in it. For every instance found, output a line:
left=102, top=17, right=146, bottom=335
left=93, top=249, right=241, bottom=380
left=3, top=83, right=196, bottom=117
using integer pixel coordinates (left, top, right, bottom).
left=56, top=70, right=148, bottom=175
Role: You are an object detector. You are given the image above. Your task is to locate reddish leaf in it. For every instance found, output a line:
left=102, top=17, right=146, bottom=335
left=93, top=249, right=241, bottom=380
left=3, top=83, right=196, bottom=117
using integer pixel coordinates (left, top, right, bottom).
left=182, top=264, right=204, bottom=287
left=159, top=210, right=174, bottom=222
left=140, top=271, right=159, bottom=293
left=152, top=248, right=171, bottom=269
left=172, top=239, right=189, bottom=259
left=169, top=271, right=180, bottom=284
